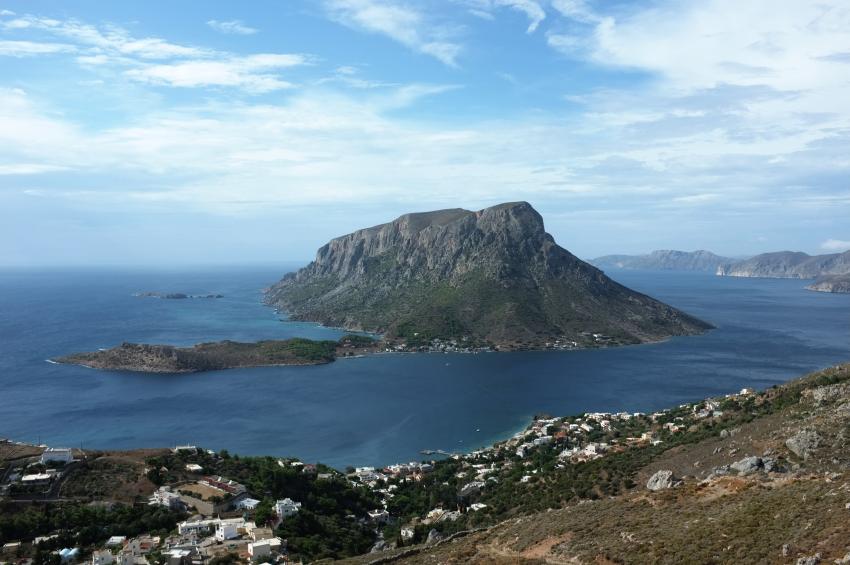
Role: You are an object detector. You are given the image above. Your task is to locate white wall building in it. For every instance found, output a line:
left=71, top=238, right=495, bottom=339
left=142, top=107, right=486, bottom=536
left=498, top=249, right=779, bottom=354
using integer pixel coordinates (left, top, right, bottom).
left=215, top=522, right=239, bottom=541
left=91, top=550, right=113, bottom=565
left=274, top=498, right=301, bottom=519
left=41, top=448, right=74, bottom=464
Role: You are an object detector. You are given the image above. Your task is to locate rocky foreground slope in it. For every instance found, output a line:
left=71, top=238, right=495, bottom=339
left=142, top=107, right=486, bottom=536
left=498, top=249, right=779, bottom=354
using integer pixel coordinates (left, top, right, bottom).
left=265, top=202, right=711, bottom=349
left=717, top=250, right=850, bottom=280
left=343, top=363, right=850, bottom=565
left=591, top=249, right=732, bottom=273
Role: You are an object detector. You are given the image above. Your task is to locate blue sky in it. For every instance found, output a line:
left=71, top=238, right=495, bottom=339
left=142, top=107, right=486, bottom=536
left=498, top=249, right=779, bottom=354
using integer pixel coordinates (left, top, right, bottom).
left=1, top=0, right=849, bottom=265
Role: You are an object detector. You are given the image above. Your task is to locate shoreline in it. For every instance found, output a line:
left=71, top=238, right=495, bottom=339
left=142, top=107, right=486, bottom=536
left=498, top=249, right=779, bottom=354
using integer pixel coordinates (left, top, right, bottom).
left=22, top=362, right=843, bottom=470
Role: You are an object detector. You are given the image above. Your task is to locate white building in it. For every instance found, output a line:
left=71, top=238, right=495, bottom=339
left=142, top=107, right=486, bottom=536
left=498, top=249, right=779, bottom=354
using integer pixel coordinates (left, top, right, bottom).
left=274, top=498, right=301, bottom=519
left=185, top=464, right=203, bottom=473
left=92, top=550, right=113, bottom=565
left=215, top=522, right=239, bottom=541
left=236, top=497, right=261, bottom=510
left=248, top=538, right=281, bottom=561
left=368, top=509, right=390, bottom=524
left=41, top=448, right=74, bottom=464
left=149, top=487, right=183, bottom=510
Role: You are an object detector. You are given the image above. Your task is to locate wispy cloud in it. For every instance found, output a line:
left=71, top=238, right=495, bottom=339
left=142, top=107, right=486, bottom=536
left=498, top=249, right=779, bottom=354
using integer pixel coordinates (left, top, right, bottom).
left=124, top=53, right=310, bottom=92
left=460, top=0, right=546, bottom=33
left=323, top=0, right=462, bottom=66
left=0, top=13, right=308, bottom=92
left=206, top=19, right=258, bottom=35
left=821, top=239, right=850, bottom=251
left=0, top=15, right=210, bottom=59
left=0, top=39, right=75, bottom=56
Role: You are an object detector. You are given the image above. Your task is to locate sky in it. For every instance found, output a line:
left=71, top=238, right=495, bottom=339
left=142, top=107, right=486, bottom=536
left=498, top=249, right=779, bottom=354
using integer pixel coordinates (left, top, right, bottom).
left=1, top=0, right=850, bottom=266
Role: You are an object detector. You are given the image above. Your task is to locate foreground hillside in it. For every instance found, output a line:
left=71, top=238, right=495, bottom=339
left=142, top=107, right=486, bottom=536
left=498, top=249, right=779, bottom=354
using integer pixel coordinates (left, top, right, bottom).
left=266, top=202, right=711, bottom=349
left=340, top=363, right=850, bottom=565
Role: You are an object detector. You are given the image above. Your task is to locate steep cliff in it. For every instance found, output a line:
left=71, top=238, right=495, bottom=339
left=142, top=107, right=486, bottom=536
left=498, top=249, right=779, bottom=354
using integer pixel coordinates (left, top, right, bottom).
left=717, top=250, right=850, bottom=279
left=591, top=250, right=732, bottom=272
left=265, top=202, right=711, bottom=348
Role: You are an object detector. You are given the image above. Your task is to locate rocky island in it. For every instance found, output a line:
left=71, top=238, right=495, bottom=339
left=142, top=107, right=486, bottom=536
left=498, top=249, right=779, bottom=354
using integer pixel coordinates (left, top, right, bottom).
left=134, top=292, right=224, bottom=299
left=591, top=249, right=733, bottom=272
left=265, top=202, right=711, bottom=349
left=55, top=335, right=378, bottom=373
left=806, top=274, right=850, bottom=293
left=716, top=249, right=850, bottom=279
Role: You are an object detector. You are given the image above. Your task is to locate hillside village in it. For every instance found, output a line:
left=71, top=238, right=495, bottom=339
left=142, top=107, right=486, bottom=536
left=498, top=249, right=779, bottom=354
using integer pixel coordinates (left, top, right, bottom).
left=3, top=364, right=850, bottom=564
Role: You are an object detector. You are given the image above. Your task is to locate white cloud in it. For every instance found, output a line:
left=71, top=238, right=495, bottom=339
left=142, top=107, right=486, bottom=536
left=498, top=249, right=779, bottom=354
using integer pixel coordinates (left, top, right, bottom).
left=459, top=0, right=545, bottom=32
left=496, top=0, right=545, bottom=33
left=323, top=0, right=462, bottom=66
left=0, top=15, right=209, bottom=59
left=552, top=0, right=850, bottom=98
left=124, top=53, right=310, bottom=92
left=0, top=9, right=15, bottom=16
left=551, top=0, right=600, bottom=24
left=207, top=19, right=258, bottom=35
left=0, top=163, right=68, bottom=174
left=1, top=13, right=309, bottom=93
left=821, top=239, right=850, bottom=251
left=0, top=39, right=75, bottom=56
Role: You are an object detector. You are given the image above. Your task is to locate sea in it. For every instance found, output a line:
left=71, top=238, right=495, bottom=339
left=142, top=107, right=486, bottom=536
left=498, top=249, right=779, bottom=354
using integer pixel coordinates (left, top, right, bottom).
left=0, top=265, right=848, bottom=469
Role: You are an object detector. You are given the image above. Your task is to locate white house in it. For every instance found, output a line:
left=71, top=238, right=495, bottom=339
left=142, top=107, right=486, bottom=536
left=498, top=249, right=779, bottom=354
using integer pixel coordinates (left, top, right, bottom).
left=41, top=448, right=74, bottom=464
left=236, top=497, right=261, bottom=510
left=367, top=509, right=390, bottom=524
left=92, top=550, right=113, bottom=565
left=215, top=522, right=239, bottom=541
left=274, top=498, right=301, bottom=519
left=248, top=538, right=281, bottom=561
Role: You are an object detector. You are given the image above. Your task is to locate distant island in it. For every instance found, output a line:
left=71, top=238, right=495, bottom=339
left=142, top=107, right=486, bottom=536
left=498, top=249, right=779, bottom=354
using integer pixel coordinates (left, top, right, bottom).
left=590, top=249, right=733, bottom=273
left=265, top=202, right=711, bottom=349
left=134, top=292, right=224, bottom=299
left=55, top=335, right=378, bottom=373
left=716, top=250, right=850, bottom=281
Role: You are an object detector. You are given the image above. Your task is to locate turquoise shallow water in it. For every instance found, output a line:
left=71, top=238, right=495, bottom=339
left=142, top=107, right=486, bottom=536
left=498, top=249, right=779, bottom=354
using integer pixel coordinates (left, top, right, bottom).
left=0, top=265, right=848, bottom=468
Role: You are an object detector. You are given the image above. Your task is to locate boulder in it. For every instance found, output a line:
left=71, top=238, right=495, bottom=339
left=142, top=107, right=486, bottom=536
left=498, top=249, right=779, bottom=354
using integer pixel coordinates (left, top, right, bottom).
left=730, top=456, right=763, bottom=475
left=795, top=554, right=820, bottom=565
left=785, top=430, right=822, bottom=460
left=370, top=540, right=387, bottom=553
left=646, top=469, right=677, bottom=491
left=809, top=383, right=850, bottom=405
left=762, top=457, right=785, bottom=473
left=426, top=529, right=443, bottom=545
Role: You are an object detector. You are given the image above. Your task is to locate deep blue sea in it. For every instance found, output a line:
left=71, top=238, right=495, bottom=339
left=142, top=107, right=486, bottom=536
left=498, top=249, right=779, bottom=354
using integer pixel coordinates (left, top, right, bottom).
left=0, top=265, right=848, bottom=469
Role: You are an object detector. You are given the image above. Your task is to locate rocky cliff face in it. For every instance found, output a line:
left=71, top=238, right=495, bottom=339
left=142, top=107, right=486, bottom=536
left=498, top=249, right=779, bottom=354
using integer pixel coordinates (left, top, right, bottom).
left=717, top=250, right=850, bottom=279
left=265, top=202, right=711, bottom=348
left=591, top=250, right=732, bottom=272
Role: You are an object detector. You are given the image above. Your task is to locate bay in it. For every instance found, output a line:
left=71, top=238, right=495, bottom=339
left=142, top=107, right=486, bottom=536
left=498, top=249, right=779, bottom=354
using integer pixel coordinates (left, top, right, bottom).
left=0, top=265, right=847, bottom=469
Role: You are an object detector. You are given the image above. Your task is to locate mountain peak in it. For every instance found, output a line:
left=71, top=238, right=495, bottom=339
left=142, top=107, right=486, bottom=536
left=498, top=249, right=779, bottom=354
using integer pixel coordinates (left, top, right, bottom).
left=266, top=203, right=710, bottom=348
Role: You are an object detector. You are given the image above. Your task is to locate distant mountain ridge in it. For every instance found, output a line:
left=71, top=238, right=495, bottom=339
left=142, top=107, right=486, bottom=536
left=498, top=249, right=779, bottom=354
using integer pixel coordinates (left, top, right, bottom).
left=264, top=202, right=711, bottom=349
left=717, top=250, right=850, bottom=280
left=590, top=250, right=733, bottom=273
